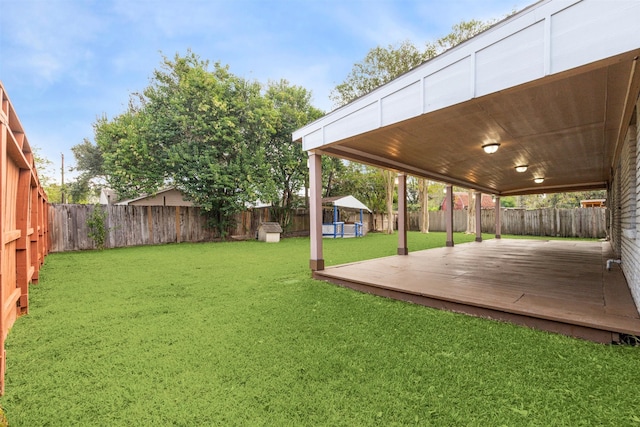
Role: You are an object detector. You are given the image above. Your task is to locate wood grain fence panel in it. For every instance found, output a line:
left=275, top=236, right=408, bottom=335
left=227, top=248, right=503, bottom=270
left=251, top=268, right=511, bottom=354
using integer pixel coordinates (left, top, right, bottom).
left=50, top=205, right=608, bottom=253
left=16, top=169, right=31, bottom=314
left=424, top=208, right=606, bottom=238
left=4, top=160, right=28, bottom=326
left=180, top=207, right=192, bottom=242
left=0, top=84, right=50, bottom=393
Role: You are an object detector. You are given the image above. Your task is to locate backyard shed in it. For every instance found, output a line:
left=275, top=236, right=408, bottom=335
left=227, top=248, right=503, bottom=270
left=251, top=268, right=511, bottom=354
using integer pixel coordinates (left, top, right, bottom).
left=258, top=222, right=283, bottom=243
left=115, top=186, right=194, bottom=207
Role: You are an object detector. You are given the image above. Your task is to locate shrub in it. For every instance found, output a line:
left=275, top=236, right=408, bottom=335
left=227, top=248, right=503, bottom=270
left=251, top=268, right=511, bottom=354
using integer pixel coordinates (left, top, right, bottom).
left=86, top=204, right=108, bottom=249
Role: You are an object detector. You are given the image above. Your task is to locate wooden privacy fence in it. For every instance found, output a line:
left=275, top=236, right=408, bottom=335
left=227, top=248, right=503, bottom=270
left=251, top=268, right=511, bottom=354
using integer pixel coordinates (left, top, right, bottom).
left=477, top=208, right=607, bottom=238
left=376, top=208, right=606, bottom=238
left=0, top=83, right=50, bottom=394
left=49, top=205, right=310, bottom=252
left=53, top=205, right=607, bottom=252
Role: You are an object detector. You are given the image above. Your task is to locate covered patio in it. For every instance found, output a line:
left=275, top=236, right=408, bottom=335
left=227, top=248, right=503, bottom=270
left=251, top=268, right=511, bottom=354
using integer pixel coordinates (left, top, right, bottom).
left=293, top=0, right=640, bottom=342
left=316, top=239, right=640, bottom=343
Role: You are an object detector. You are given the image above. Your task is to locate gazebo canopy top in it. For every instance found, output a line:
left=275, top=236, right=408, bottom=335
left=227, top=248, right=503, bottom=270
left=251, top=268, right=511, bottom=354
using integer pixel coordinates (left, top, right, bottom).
left=322, top=195, right=371, bottom=212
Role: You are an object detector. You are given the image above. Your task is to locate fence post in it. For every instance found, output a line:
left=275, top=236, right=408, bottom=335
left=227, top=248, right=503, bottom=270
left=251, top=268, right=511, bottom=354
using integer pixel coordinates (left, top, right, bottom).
left=495, top=197, right=502, bottom=238
left=175, top=206, right=181, bottom=243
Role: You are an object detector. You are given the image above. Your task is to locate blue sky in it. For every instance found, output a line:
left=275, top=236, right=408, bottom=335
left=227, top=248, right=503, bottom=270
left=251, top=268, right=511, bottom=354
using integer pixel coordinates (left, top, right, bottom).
left=1, top=0, right=532, bottom=183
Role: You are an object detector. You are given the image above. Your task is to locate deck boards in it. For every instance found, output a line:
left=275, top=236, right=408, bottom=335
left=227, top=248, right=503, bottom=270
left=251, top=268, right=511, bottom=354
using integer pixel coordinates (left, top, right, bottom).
left=315, top=239, right=640, bottom=343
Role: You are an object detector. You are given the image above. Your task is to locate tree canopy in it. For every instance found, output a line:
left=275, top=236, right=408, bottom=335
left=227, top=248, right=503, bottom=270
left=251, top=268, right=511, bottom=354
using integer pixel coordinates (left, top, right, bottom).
left=92, top=52, right=320, bottom=234
left=264, top=80, right=324, bottom=209
left=330, top=19, right=496, bottom=108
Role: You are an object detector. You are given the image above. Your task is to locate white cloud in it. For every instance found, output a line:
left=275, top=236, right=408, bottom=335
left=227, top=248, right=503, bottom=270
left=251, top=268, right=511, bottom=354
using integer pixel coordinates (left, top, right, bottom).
left=1, top=0, right=106, bottom=87
left=332, top=2, right=430, bottom=46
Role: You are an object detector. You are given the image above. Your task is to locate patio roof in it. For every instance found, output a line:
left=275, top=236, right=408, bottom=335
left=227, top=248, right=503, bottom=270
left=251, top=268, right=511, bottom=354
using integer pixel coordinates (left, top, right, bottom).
left=293, top=0, right=640, bottom=196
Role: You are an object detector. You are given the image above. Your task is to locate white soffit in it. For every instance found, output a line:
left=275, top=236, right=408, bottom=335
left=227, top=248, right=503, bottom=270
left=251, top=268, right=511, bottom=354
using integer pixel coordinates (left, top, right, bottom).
left=292, top=0, right=640, bottom=151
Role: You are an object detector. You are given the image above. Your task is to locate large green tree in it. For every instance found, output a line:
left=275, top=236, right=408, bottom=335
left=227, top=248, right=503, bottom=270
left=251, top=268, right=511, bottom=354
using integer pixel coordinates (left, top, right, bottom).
left=94, top=104, right=164, bottom=199
left=330, top=40, right=432, bottom=108
left=264, top=80, right=323, bottom=213
left=95, top=52, right=275, bottom=234
left=68, top=138, right=106, bottom=202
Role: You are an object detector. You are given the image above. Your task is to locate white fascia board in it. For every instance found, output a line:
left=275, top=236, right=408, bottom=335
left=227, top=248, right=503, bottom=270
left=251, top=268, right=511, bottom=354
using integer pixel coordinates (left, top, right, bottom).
left=293, top=0, right=640, bottom=152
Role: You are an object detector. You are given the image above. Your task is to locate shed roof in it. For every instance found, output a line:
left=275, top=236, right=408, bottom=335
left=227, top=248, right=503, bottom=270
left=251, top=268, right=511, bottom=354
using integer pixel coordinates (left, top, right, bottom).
left=323, top=195, right=372, bottom=212
left=115, top=186, right=181, bottom=206
left=293, top=0, right=640, bottom=196
left=259, top=222, right=283, bottom=233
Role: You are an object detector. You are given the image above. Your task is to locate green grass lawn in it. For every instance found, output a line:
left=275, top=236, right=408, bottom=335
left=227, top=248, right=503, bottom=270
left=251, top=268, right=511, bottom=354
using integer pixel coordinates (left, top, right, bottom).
left=2, top=232, right=639, bottom=426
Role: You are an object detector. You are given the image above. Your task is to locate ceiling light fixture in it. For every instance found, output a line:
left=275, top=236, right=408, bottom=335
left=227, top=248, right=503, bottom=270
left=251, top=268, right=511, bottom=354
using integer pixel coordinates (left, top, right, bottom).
left=534, top=177, right=545, bottom=184
left=515, top=165, right=528, bottom=173
left=482, top=143, right=500, bottom=154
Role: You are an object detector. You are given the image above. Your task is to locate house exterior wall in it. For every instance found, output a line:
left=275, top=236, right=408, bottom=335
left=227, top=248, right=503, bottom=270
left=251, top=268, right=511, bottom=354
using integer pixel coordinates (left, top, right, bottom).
left=615, top=96, right=640, bottom=312
left=129, top=189, right=194, bottom=207
left=440, top=193, right=495, bottom=210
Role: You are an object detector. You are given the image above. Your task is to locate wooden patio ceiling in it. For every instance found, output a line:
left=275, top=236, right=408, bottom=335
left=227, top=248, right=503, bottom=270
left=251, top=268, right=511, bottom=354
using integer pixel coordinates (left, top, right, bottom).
left=314, top=239, right=640, bottom=343
left=318, top=54, right=640, bottom=196
left=294, top=0, right=640, bottom=196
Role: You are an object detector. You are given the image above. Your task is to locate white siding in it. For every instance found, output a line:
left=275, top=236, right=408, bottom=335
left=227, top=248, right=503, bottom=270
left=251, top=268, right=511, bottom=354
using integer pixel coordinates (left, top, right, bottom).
left=476, top=21, right=545, bottom=97
left=304, top=128, right=323, bottom=151
left=381, top=81, right=422, bottom=126
left=619, top=97, right=640, bottom=312
left=322, top=101, right=379, bottom=146
left=611, top=99, right=640, bottom=311
left=424, top=56, right=472, bottom=113
left=550, top=0, right=640, bottom=74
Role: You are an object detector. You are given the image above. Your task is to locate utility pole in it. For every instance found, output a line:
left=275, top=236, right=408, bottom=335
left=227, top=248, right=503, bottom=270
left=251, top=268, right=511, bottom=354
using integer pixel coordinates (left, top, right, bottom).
left=61, top=153, right=65, bottom=204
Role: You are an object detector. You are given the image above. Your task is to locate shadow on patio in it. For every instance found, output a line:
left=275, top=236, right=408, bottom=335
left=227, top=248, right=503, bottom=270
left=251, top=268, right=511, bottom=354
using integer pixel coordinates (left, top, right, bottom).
left=314, top=239, right=640, bottom=343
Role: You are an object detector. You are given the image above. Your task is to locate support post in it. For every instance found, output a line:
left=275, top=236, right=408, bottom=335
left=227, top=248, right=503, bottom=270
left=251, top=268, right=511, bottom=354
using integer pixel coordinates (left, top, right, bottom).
left=495, top=196, right=502, bottom=239
left=309, top=152, right=324, bottom=270
left=397, top=173, right=408, bottom=255
left=445, top=184, right=454, bottom=247
left=475, top=191, right=482, bottom=242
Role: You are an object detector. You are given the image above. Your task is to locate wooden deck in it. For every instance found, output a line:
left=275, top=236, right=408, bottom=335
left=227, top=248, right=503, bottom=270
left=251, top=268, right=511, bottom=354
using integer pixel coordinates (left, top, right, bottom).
left=314, top=239, right=640, bottom=343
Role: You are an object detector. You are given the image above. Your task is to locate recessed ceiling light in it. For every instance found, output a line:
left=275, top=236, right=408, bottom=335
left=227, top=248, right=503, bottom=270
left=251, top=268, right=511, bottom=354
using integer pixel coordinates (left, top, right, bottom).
left=515, top=165, right=528, bottom=173
left=482, top=143, right=500, bottom=154
left=534, top=177, right=545, bottom=184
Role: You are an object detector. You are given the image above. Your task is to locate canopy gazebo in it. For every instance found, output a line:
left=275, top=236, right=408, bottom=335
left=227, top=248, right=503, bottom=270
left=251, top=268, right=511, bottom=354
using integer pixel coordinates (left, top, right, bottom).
left=322, top=195, right=371, bottom=238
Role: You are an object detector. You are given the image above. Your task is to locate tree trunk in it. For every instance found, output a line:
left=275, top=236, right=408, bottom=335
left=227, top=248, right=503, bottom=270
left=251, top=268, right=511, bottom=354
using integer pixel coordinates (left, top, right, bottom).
left=382, top=169, right=395, bottom=234
left=325, top=171, right=334, bottom=198
left=418, top=178, right=429, bottom=233
left=304, top=181, right=309, bottom=208
left=466, top=189, right=475, bottom=234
